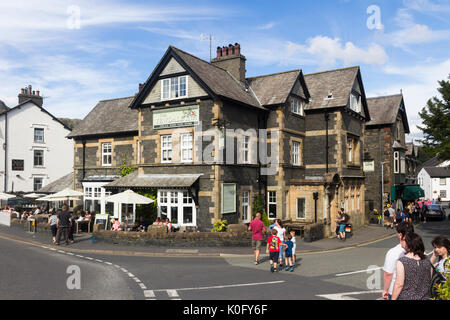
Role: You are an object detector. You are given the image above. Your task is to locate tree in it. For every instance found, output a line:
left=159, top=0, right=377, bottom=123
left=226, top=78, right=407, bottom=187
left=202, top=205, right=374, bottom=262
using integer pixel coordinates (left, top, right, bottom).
left=418, top=75, right=450, bottom=161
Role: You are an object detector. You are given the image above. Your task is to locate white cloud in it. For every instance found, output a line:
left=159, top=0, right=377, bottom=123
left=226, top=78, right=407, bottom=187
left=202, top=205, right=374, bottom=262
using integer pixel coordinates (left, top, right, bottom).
left=369, top=59, right=450, bottom=142
left=257, top=22, right=276, bottom=30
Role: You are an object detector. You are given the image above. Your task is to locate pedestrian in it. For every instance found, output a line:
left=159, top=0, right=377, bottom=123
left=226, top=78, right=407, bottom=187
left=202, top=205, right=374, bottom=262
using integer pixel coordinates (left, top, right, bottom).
left=68, top=214, right=76, bottom=244
left=430, top=236, right=450, bottom=278
left=273, top=219, right=286, bottom=267
left=284, top=234, right=295, bottom=272
left=48, top=210, right=58, bottom=243
left=289, top=230, right=297, bottom=265
left=55, top=204, right=72, bottom=246
left=266, top=229, right=286, bottom=273
left=391, top=232, right=433, bottom=300
left=382, top=221, right=414, bottom=300
left=248, top=212, right=266, bottom=265
left=387, top=204, right=396, bottom=229
left=336, top=208, right=346, bottom=241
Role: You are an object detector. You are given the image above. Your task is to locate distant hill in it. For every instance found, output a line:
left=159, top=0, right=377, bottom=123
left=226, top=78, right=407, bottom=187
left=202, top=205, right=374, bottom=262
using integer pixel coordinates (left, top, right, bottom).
left=58, top=118, right=82, bottom=131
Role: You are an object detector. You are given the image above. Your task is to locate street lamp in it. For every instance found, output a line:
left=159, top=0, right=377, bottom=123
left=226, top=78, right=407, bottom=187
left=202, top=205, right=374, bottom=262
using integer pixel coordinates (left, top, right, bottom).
left=381, top=161, right=386, bottom=225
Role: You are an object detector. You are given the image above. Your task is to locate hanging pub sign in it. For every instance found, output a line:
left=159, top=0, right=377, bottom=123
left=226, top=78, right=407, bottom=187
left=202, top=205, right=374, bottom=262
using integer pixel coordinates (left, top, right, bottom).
left=363, top=160, right=375, bottom=172
left=153, top=105, right=199, bottom=129
left=12, top=159, right=24, bottom=171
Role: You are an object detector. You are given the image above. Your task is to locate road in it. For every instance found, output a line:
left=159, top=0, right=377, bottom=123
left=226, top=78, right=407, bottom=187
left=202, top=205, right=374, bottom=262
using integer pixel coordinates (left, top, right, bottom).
left=1, top=213, right=449, bottom=300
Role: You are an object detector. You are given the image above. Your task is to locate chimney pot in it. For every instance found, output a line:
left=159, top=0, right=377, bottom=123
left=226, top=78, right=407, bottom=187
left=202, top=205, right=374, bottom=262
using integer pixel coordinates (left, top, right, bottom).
left=21, top=88, right=25, bottom=94
left=139, top=83, right=144, bottom=92
left=36, top=90, right=40, bottom=96
left=222, top=46, right=228, bottom=56
left=216, top=46, right=222, bottom=57
left=234, top=43, right=240, bottom=55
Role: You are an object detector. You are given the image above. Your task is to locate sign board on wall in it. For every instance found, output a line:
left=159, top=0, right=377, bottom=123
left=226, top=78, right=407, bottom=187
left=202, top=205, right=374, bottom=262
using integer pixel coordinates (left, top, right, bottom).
left=12, top=159, right=24, bottom=171
left=0, top=211, right=11, bottom=227
left=153, top=105, right=199, bottom=129
left=363, top=161, right=375, bottom=172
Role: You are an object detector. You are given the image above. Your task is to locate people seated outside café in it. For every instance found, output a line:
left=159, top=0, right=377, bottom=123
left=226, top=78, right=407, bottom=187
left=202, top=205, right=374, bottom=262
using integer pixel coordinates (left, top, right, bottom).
left=137, top=216, right=149, bottom=232
left=153, top=217, right=163, bottom=226
left=111, top=218, right=123, bottom=231
left=164, top=218, right=173, bottom=232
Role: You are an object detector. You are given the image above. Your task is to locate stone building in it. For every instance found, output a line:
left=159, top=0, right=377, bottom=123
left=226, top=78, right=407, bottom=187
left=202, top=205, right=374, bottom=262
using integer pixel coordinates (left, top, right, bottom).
left=69, top=44, right=371, bottom=235
left=364, top=93, right=419, bottom=213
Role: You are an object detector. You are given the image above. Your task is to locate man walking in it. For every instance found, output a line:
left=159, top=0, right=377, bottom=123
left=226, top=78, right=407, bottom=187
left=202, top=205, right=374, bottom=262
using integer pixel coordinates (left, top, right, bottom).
left=382, top=221, right=414, bottom=300
left=248, top=212, right=266, bottom=265
left=55, top=204, right=72, bottom=245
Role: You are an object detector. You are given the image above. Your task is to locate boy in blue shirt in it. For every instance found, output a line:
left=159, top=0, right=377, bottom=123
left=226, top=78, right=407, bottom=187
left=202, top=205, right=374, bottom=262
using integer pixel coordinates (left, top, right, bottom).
left=284, top=234, right=295, bottom=272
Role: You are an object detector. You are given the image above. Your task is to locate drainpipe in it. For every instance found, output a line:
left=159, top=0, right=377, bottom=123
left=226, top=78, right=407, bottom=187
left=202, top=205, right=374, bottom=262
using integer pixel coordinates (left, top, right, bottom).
left=325, top=113, right=329, bottom=173
left=82, top=140, right=86, bottom=180
left=4, top=112, right=7, bottom=192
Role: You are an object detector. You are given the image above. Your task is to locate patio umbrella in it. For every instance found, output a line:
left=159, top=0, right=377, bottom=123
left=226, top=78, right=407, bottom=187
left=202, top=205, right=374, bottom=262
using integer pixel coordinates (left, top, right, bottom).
left=105, top=190, right=154, bottom=227
left=24, top=193, right=46, bottom=199
left=36, top=195, right=80, bottom=202
left=0, top=192, right=16, bottom=208
left=46, top=188, right=84, bottom=199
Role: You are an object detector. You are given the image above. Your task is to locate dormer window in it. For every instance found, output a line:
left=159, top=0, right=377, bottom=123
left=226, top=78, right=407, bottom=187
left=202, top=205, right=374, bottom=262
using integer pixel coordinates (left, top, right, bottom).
left=161, top=75, right=187, bottom=100
left=350, top=92, right=361, bottom=113
left=290, top=98, right=304, bottom=116
left=326, top=91, right=333, bottom=99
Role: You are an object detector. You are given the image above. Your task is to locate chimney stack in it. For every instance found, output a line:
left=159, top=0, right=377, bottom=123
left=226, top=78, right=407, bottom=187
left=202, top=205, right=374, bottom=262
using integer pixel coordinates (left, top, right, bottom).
left=211, top=42, right=246, bottom=83
left=18, top=85, right=43, bottom=107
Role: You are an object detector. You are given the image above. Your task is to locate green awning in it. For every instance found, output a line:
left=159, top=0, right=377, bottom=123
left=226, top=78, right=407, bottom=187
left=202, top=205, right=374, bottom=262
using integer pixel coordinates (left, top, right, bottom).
left=391, top=185, right=424, bottom=201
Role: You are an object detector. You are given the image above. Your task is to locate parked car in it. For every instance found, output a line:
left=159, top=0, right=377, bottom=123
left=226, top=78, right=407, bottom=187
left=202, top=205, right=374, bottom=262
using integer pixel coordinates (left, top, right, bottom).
left=423, top=204, right=445, bottom=221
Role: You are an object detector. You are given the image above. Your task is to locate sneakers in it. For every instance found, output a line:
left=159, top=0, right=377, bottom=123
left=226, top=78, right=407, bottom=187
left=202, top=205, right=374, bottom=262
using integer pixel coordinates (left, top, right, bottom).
left=290, top=266, right=294, bottom=272
left=273, top=267, right=278, bottom=273
left=285, top=266, right=289, bottom=271
left=254, top=260, right=259, bottom=265
left=270, top=265, right=274, bottom=273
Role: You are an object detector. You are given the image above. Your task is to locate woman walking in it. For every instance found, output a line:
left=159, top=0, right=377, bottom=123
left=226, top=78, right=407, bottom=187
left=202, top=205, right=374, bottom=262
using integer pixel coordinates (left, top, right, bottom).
left=392, top=233, right=433, bottom=300
left=48, top=210, right=58, bottom=243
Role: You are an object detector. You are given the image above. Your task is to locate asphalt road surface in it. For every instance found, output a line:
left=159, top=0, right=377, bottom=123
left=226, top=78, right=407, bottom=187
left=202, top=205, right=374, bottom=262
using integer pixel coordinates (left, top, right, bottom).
left=1, top=212, right=449, bottom=300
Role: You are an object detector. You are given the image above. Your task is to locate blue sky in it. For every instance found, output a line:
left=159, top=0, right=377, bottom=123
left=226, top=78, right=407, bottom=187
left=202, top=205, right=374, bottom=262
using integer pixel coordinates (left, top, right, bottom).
left=1, top=0, right=450, bottom=142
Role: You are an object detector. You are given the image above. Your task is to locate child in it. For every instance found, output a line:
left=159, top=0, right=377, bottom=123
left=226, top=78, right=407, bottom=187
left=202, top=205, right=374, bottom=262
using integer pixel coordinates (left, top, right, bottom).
left=289, top=230, right=297, bottom=265
left=284, top=234, right=295, bottom=272
left=266, top=229, right=286, bottom=273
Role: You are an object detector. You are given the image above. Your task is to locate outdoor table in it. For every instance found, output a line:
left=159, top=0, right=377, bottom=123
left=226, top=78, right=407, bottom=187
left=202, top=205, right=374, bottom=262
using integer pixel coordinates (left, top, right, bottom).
left=75, top=220, right=91, bottom=234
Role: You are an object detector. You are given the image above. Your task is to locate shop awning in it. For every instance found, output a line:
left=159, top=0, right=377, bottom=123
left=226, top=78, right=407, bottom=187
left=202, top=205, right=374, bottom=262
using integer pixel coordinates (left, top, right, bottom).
left=104, top=171, right=203, bottom=189
left=391, top=185, right=424, bottom=201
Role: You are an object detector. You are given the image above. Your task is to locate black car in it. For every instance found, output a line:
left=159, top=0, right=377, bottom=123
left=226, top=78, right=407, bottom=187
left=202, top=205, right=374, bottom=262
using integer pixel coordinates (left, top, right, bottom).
left=423, top=204, right=445, bottom=221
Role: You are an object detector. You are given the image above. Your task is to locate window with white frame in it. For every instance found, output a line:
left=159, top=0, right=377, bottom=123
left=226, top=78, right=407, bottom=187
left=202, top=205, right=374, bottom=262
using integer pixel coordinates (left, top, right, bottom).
left=440, top=190, right=447, bottom=198
left=181, top=133, right=193, bottom=162
left=34, top=128, right=44, bottom=143
left=161, top=76, right=187, bottom=100
left=161, top=135, right=172, bottom=163
left=292, top=141, right=300, bottom=166
left=350, top=93, right=361, bottom=113
left=34, top=149, right=44, bottom=166
left=242, top=191, right=250, bottom=222
left=347, top=139, right=353, bottom=163
left=291, top=98, right=304, bottom=116
left=296, top=198, right=305, bottom=219
left=157, top=190, right=196, bottom=226
left=33, top=177, right=43, bottom=191
left=268, top=191, right=277, bottom=218
left=241, top=135, right=250, bottom=164
left=440, top=178, right=446, bottom=186
left=102, top=142, right=112, bottom=166
left=394, top=151, right=400, bottom=174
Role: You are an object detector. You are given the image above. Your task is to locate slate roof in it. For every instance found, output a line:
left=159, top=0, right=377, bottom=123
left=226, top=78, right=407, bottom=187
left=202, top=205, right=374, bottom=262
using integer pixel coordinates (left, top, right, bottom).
left=105, top=171, right=203, bottom=188
left=366, top=94, right=403, bottom=126
left=247, top=70, right=307, bottom=106
left=68, top=96, right=137, bottom=138
left=303, top=66, right=360, bottom=110
left=37, top=172, right=74, bottom=194
left=0, top=100, right=9, bottom=114
left=423, top=167, right=450, bottom=178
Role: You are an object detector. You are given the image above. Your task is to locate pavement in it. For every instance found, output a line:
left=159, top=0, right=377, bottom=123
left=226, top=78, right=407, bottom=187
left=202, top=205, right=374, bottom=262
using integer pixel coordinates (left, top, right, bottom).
left=0, top=222, right=398, bottom=258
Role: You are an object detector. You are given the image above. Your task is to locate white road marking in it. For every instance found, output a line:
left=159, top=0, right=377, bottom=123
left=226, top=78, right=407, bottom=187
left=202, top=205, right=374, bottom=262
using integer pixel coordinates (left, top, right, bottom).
left=139, top=283, right=147, bottom=290
left=144, top=290, right=155, bottom=298
left=336, top=267, right=382, bottom=277
left=317, top=290, right=383, bottom=300
left=167, top=290, right=179, bottom=298
left=153, top=280, right=285, bottom=292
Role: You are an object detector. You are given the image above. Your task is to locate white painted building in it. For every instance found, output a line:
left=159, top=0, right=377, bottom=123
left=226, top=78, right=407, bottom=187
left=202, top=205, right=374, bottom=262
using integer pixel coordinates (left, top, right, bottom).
left=0, top=86, right=74, bottom=193
left=417, top=167, right=450, bottom=201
